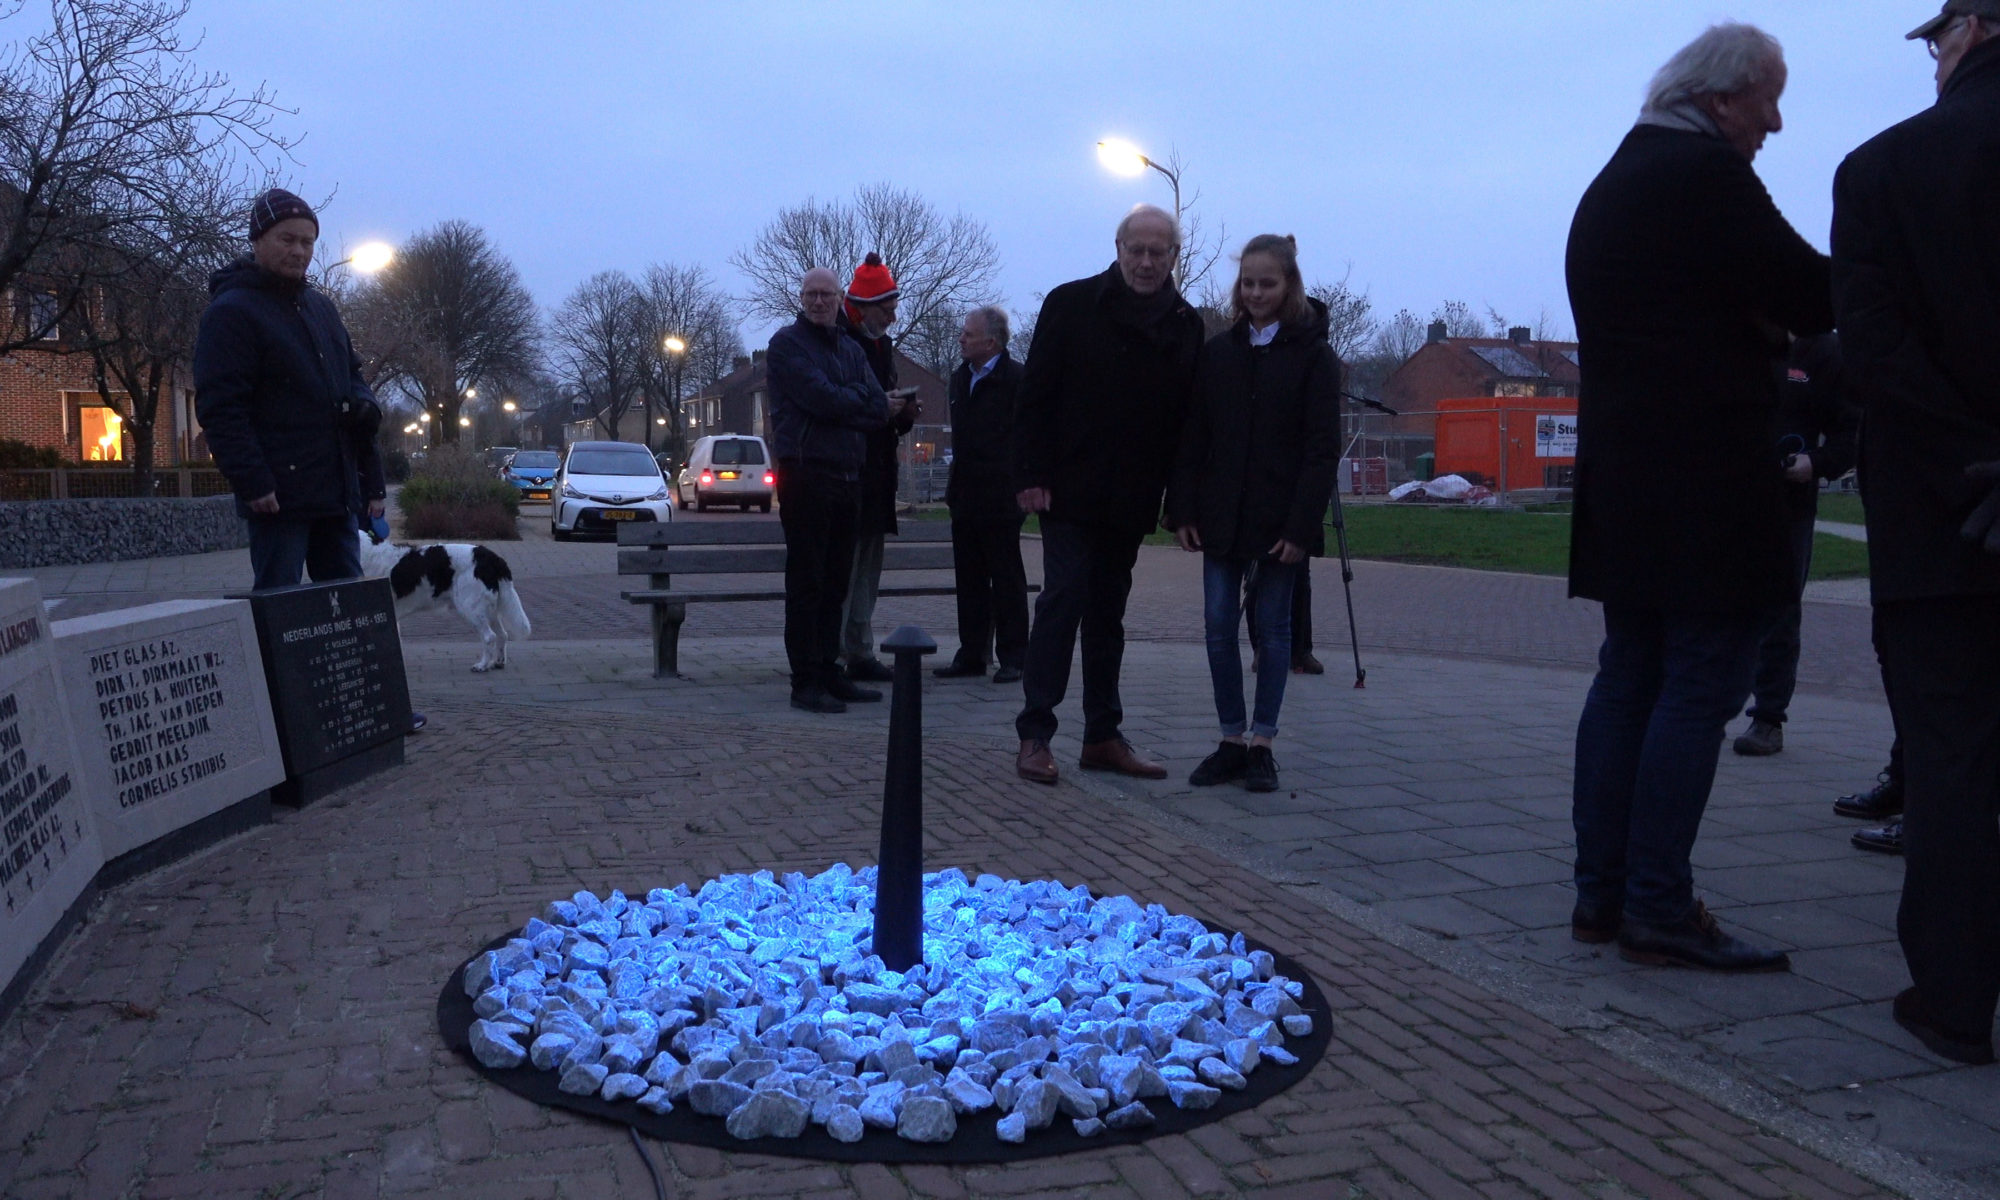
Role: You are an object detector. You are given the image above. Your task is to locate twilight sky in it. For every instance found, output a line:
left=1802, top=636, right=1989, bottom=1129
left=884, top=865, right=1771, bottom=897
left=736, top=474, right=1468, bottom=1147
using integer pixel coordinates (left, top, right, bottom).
left=172, top=0, right=1940, bottom=348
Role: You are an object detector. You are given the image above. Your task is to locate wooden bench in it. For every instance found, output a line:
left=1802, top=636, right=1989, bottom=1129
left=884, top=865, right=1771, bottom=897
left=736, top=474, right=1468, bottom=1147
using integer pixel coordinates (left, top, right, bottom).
left=618, top=520, right=967, bottom=678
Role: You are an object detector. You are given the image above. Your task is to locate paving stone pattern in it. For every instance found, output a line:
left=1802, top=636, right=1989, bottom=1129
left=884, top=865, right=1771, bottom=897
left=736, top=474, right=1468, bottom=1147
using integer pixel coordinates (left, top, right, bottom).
left=0, top=700, right=1900, bottom=1199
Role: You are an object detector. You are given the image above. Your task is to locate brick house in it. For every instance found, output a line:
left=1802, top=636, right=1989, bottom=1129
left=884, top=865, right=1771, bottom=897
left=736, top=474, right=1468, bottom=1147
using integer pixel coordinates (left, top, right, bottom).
left=1357, top=323, right=1581, bottom=482
left=3, top=288, right=202, bottom=466
left=681, top=348, right=952, bottom=467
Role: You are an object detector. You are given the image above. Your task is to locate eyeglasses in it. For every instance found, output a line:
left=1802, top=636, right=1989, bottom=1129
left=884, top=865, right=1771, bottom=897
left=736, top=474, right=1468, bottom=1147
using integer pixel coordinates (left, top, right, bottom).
left=1927, top=14, right=1971, bottom=58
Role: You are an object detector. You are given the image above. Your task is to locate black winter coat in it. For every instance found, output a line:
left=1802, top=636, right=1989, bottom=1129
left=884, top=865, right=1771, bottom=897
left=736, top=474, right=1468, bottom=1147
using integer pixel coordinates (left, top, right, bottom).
left=1834, top=38, right=2000, bottom=601
left=1779, top=333, right=1858, bottom=489
left=1165, top=303, right=1342, bottom=560
left=765, top=316, right=889, bottom=481
left=1566, top=124, right=1834, bottom=611
left=1014, top=265, right=1203, bottom=537
left=945, top=353, right=1025, bottom=521
left=192, top=259, right=385, bottom=520
left=837, top=311, right=917, bottom=536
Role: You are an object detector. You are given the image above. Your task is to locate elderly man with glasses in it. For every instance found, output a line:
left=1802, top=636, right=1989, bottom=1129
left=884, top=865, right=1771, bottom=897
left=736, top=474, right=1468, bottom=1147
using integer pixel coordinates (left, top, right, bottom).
left=765, top=267, right=891, bottom=714
left=1831, top=0, right=2000, bottom=1065
left=1011, top=205, right=1204, bottom=785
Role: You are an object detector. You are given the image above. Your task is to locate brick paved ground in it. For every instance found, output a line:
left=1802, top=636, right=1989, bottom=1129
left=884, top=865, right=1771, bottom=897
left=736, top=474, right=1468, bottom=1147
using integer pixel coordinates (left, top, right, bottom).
left=6, top=508, right=1987, bottom=1199
left=0, top=698, right=1906, bottom=1199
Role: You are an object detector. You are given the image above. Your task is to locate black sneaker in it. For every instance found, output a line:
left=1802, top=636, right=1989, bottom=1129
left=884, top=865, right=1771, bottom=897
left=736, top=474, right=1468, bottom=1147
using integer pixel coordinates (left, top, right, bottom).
left=1732, top=719, right=1783, bottom=756
left=1571, top=901, right=1621, bottom=944
left=1852, top=819, right=1903, bottom=855
left=1617, top=902, right=1790, bottom=972
left=790, top=685, right=845, bottom=714
left=845, top=657, right=895, bottom=683
left=1188, top=741, right=1248, bottom=787
left=825, top=674, right=882, bottom=703
left=1834, top=771, right=1904, bottom=820
left=1243, top=746, right=1278, bottom=793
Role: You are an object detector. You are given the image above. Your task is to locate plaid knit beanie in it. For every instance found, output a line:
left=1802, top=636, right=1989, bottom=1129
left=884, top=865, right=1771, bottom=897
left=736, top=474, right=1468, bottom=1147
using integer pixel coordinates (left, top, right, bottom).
left=249, top=188, right=318, bottom=241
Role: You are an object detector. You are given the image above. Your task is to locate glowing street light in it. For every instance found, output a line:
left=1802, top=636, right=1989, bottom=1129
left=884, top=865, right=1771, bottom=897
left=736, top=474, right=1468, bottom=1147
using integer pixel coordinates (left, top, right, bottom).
left=418, top=411, right=431, bottom=423
left=1095, top=137, right=1185, bottom=285
left=458, top=415, right=472, bottom=428
left=349, top=242, right=395, bottom=274
left=464, top=387, right=477, bottom=399
left=502, top=400, right=518, bottom=414
left=662, top=335, right=687, bottom=355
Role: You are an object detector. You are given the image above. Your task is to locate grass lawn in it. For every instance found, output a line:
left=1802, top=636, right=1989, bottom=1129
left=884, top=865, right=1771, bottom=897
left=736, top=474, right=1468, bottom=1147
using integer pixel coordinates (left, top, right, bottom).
left=1816, top=492, right=1865, bottom=525
left=912, top=500, right=1870, bottom=579
left=1331, top=503, right=1867, bottom=580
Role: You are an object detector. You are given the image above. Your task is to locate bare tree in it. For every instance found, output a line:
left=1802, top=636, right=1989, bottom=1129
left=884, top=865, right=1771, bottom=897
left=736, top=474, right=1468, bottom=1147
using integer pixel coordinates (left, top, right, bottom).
left=349, top=220, right=540, bottom=444
left=550, top=270, right=645, bottom=444
left=1429, top=299, right=1487, bottom=339
left=0, top=0, right=294, bottom=355
left=1008, top=300, right=1039, bottom=363
left=1151, top=148, right=1226, bottom=297
left=634, top=261, right=739, bottom=461
left=732, top=184, right=1000, bottom=352
left=897, top=303, right=966, bottom=382
left=1308, top=275, right=1375, bottom=363
left=1372, top=308, right=1427, bottom=363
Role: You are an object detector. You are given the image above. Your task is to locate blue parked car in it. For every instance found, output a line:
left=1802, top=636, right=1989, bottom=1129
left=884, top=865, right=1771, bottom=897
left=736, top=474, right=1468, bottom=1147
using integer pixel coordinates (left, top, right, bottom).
left=502, top=449, right=561, bottom=502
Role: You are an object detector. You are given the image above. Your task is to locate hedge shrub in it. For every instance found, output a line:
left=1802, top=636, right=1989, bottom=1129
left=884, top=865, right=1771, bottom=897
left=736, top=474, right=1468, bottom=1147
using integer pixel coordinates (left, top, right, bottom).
left=397, top=445, right=519, bottom=540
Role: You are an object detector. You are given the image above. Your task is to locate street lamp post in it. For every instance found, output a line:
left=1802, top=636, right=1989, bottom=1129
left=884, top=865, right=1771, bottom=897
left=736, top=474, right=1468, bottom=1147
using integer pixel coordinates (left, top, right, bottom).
left=662, top=335, right=688, bottom=461
left=1096, top=138, right=1184, bottom=286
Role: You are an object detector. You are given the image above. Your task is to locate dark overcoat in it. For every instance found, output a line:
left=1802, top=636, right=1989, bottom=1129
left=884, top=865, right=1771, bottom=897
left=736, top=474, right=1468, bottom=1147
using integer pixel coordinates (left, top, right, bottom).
left=1165, top=301, right=1342, bottom=560
left=1565, top=124, right=1834, bottom=611
left=765, top=316, right=889, bottom=481
left=1834, top=39, right=2000, bottom=602
left=193, top=259, right=385, bottom=520
left=945, top=352, right=1025, bottom=522
left=836, top=311, right=916, bottom=536
left=1013, top=265, right=1204, bottom=537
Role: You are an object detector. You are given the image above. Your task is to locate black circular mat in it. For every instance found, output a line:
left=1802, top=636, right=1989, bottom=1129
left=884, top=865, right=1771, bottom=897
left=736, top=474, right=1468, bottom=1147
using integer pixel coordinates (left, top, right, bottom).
left=438, top=909, right=1331, bottom=1164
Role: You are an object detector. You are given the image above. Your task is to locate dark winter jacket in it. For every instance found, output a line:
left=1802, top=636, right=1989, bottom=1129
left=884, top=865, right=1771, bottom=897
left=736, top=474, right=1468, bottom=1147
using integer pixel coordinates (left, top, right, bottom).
left=192, top=258, right=385, bottom=520
left=766, top=315, right=890, bottom=481
left=836, top=310, right=918, bottom=535
left=1565, top=124, right=1834, bottom=611
left=1014, top=264, right=1204, bottom=537
left=1165, top=301, right=1342, bottom=560
left=1834, top=37, right=2000, bottom=601
left=945, top=352, right=1025, bottom=521
left=1779, top=333, right=1858, bottom=492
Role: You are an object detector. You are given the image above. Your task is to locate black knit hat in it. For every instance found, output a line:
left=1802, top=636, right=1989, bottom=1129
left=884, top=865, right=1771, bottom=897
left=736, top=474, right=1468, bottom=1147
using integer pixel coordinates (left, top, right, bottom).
left=249, top=188, right=318, bottom=241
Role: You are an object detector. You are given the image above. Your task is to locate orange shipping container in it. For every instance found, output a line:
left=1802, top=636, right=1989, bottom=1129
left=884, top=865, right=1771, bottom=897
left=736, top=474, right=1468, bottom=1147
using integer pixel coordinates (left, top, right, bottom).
left=1431, top=396, right=1578, bottom=491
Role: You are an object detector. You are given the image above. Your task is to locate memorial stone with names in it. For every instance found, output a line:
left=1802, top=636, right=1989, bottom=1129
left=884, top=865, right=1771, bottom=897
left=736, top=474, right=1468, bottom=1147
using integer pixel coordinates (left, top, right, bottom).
left=242, top=578, right=410, bottom=806
left=0, top=577, right=101, bottom=1018
left=52, top=600, right=283, bottom=876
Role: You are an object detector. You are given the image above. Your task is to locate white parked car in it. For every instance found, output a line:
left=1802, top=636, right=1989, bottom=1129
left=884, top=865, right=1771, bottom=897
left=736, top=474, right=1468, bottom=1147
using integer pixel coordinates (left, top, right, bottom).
left=550, top=441, right=673, bottom=540
left=676, top=434, right=775, bottom=513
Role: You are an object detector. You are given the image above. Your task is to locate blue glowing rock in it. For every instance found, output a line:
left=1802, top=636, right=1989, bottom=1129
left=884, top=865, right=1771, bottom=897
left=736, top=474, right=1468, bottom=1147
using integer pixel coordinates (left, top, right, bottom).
left=1282, top=1014, right=1313, bottom=1037
left=827, top=1105, right=865, bottom=1143
left=1262, top=1045, right=1299, bottom=1067
left=1223, top=1038, right=1261, bottom=1075
left=469, top=1020, right=526, bottom=1069
left=995, top=1110, right=1028, bottom=1143
left=721, top=1058, right=776, bottom=1087
left=601, top=1072, right=648, bottom=1102
left=558, top=1062, right=608, bottom=1095
left=726, top=1088, right=809, bottom=1140
left=636, top=1086, right=674, bottom=1115
left=1098, top=1054, right=1144, bottom=1107
left=1073, top=1116, right=1106, bottom=1137
left=897, top=1094, right=956, bottom=1143
left=1104, top=1100, right=1156, bottom=1130
left=600, top=1037, right=646, bottom=1074
left=858, top=1086, right=902, bottom=1129
left=1197, top=1057, right=1247, bottom=1091
left=1167, top=1079, right=1221, bottom=1110
left=1012, top=1078, right=1059, bottom=1130
left=686, top=1079, right=752, bottom=1116
left=528, top=1033, right=575, bottom=1071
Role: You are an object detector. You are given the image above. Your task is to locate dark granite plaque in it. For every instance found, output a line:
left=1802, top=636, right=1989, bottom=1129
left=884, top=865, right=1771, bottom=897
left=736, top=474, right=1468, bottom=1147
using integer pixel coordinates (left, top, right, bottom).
left=242, top=579, right=410, bottom=807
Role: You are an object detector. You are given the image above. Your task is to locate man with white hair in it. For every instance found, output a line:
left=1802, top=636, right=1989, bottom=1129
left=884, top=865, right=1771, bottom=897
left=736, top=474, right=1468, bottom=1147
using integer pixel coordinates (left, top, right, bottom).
left=1564, top=23, right=1833, bottom=971
left=1011, top=206, right=1203, bottom=785
left=765, top=267, right=891, bottom=714
left=1831, top=0, right=2000, bottom=1064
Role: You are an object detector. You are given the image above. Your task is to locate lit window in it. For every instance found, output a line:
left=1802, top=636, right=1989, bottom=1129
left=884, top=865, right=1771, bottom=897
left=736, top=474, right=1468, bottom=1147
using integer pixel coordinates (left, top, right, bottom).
left=80, top=406, right=124, bottom=461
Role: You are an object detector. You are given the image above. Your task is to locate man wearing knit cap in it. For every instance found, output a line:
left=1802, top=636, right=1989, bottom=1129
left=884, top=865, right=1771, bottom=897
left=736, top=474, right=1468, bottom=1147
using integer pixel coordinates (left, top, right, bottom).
left=195, top=187, right=387, bottom=591
left=835, top=252, right=922, bottom=683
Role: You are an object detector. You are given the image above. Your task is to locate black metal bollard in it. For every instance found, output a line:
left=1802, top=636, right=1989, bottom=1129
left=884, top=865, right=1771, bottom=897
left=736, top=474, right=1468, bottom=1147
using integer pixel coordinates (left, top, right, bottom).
left=872, top=624, right=937, bottom=973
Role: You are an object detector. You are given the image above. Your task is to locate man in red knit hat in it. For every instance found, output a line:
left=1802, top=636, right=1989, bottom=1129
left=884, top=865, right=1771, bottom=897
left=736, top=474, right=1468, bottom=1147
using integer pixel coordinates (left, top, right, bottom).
left=836, top=252, right=922, bottom=682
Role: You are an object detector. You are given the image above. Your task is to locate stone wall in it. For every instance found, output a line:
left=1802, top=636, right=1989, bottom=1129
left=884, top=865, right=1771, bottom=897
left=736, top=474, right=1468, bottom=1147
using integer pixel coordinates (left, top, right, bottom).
left=0, top=496, right=247, bottom=568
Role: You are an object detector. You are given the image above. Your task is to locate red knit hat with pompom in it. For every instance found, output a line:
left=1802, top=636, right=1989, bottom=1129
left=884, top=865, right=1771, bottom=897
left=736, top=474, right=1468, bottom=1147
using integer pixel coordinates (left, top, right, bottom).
left=844, top=252, right=900, bottom=308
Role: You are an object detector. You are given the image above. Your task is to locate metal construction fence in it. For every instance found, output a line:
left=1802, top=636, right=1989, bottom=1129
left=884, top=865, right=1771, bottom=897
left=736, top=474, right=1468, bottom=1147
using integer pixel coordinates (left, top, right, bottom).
left=0, top=466, right=234, bottom=502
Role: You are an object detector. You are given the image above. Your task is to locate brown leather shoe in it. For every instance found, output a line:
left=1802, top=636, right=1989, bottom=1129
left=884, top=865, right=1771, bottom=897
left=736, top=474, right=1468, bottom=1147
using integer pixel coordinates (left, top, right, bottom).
left=1078, top=738, right=1168, bottom=780
left=1016, top=739, right=1058, bottom=785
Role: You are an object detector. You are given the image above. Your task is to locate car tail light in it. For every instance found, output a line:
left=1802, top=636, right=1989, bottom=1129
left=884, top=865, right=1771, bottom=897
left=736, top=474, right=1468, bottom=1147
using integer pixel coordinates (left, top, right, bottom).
left=700, top=471, right=713, bottom=485
left=763, top=472, right=774, bottom=485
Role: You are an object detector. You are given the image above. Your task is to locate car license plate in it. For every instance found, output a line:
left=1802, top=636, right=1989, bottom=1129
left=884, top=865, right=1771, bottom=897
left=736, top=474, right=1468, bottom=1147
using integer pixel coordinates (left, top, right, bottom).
left=600, top=509, right=638, bottom=521
left=718, top=471, right=738, bottom=480
left=527, top=490, right=550, bottom=500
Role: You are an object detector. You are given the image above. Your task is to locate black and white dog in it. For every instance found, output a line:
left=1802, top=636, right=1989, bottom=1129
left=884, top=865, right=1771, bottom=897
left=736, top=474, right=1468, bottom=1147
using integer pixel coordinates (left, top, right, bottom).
left=361, top=532, right=532, bottom=672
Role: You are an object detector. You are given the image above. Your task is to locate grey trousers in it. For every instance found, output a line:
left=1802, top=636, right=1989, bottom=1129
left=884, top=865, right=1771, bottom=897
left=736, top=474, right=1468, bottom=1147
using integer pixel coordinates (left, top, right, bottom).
left=841, top=530, right=887, bottom=662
